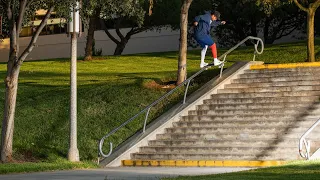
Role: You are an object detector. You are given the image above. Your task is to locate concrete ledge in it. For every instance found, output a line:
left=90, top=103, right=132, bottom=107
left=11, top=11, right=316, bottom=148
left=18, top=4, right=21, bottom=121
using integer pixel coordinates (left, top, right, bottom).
left=250, top=62, right=320, bottom=70
left=122, top=160, right=286, bottom=167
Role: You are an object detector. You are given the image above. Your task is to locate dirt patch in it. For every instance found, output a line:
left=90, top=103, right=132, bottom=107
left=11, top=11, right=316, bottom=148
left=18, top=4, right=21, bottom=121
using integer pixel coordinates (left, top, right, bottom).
left=12, top=150, right=40, bottom=163
left=144, top=80, right=177, bottom=90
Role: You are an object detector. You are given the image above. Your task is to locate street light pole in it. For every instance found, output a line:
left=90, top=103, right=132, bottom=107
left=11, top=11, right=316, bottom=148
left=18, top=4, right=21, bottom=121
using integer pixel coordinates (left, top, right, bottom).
left=68, top=0, right=80, bottom=162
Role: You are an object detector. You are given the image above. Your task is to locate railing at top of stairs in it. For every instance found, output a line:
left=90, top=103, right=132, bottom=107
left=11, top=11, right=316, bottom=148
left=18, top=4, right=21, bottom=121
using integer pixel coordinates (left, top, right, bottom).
left=299, top=118, right=320, bottom=160
left=98, top=36, right=264, bottom=160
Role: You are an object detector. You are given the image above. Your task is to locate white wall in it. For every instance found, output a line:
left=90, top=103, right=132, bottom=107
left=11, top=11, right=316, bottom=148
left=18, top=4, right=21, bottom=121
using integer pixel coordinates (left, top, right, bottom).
left=0, top=28, right=180, bottom=62
left=0, top=27, right=307, bottom=62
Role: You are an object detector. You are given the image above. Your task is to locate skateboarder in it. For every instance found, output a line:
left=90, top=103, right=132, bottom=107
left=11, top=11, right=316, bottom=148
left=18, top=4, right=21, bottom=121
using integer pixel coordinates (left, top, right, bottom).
left=193, top=11, right=226, bottom=68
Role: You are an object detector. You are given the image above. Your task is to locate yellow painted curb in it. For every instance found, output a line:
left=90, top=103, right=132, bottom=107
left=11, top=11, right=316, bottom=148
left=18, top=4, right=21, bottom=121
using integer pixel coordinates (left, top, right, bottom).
left=122, top=160, right=286, bottom=167
left=250, top=62, right=320, bottom=70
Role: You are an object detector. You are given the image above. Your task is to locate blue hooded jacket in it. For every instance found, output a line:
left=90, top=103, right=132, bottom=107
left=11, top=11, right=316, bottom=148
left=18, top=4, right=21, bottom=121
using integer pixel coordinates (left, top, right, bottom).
left=194, top=11, right=221, bottom=40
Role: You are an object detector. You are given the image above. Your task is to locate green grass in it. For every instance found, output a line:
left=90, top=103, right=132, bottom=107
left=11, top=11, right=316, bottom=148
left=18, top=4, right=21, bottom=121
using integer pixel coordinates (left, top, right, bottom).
left=162, top=160, right=320, bottom=180
left=0, top=39, right=318, bottom=166
left=219, top=38, right=320, bottom=64
left=0, top=49, right=228, bottom=162
left=0, top=158, right=97, bottom=174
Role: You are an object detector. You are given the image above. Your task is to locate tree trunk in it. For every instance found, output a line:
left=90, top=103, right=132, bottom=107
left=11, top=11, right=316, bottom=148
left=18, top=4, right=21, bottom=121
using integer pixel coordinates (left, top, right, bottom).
left=84, top=17, right=96, bottom=61
left=114, top=39, right=128, bottom=55
left=1, top=71, right=19, bottom=162
left=307, top=9, right=315, bottom=62
left=84, top=8, right=101, bottom=61
left=2, top=28, right=19, bottom=162
left=176, top=0, right=192, bottom=85
left=250, top=18, right=257, bottom=37
left=293, top=0, right=320, bottom=62
left=1, top=5, right=53, bottom=162
left=263, top=17, right=274, bottom=44
left=1, top=17, right=19, bottom=162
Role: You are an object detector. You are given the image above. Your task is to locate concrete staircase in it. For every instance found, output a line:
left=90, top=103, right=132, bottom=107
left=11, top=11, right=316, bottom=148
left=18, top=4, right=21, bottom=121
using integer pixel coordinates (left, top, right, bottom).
left=124, top=64, right=320, bottom=166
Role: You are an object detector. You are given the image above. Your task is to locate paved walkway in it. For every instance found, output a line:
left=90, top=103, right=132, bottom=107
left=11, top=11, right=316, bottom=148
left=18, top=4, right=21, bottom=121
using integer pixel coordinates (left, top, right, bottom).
left=0, top=167, right=251, bottom=180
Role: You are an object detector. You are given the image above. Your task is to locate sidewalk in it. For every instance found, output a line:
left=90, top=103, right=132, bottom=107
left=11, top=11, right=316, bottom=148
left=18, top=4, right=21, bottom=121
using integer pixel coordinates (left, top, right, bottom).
left=0, top=167, right=251, bottom=180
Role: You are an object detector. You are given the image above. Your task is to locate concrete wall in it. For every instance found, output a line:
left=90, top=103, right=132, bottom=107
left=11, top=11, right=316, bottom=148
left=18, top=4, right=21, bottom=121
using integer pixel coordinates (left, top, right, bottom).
left=0, top=28, right=180, bottom=62
left=0, top=27, right=306, bottom=62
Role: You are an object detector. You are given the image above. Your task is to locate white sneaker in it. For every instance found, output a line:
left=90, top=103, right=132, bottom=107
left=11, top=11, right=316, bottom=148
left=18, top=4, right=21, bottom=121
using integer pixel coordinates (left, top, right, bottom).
left=214, top=58, right=223, bottom=66
left=200, top=62, right=208, bottom=68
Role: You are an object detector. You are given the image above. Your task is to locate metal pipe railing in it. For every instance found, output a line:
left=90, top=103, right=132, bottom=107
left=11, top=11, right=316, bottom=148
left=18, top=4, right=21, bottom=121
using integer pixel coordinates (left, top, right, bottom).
left=98, top=36, right=264, bottom=159
left=299, top=118, right=320, bottom=160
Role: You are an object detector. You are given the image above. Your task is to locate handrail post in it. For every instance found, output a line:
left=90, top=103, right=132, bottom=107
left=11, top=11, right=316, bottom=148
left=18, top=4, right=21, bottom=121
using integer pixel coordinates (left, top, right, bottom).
left=253, top=40, right=259, bottom=61
left=219, top=63, right=224, bottom=78
left=183, top=80, right=191, bottom=104
left=99, top=138, right=113, bottom=158
left=143, top=107, right=151, bottom=133
left=220, top=55, right=227, bottom=78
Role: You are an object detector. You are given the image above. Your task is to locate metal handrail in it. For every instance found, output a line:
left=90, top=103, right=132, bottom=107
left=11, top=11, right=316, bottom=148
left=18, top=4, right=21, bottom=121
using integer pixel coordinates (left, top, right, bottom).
left=299, top=118, right=320, bottom=160
left=98, top=36, right=264, bottom=158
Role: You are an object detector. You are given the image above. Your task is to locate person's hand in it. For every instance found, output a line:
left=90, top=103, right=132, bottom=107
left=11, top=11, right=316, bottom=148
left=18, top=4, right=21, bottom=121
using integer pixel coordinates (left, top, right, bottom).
left=194, top=22, right=198, bottom=26
left=221, top=21, right=226, bottom=25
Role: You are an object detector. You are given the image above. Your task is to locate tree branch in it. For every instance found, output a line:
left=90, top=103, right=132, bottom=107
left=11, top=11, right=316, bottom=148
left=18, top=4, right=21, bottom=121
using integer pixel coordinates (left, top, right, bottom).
left=115, top=19, right=125, bottom=40
left=293, top=0, right=308, bottom=12
left=276, top=26, right=297, bottom=40
left=0, top=0, right=6, bottom=7
left=132, top=27, right=148, bottom=35
left=6, top=0, right=12, bottom=21
left=125, top=27, right=135, bottom=39
left=26, top=0, right=35, bottom=9
left=125, top=27, right=149, bottom=40
left=312, top=0, right=320, bottom=9
left=18, top=6, right=54, bottom=64
left=100, top=19, right=120, bottom=44
left=16, top=0, right=28, bottom=36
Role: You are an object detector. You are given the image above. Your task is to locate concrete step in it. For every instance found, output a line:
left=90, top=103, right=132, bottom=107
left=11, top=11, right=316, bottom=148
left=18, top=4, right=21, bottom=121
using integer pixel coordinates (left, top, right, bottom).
left=138, top=146, right=297, bottom=154
left=164, top=126, right=316, bottom=134
left=148, top=139, right=301, bottom=147
left=225, top=81, right=320, bottom=89
left=218, top=86, right=320, bottom=94
left=180, top=114, right=320, bottom=122
left=232, top=76, right=320, bottom=84
left=211, top=91, right=320, bottom=99
left=239, top=71, right=320, bottom=79
left=196, top=102, right=314, bottom=110
left=156, top=131, right=320, bottom=140
left=122, top=64, right=320, bottom=164
left=131, top=152, right=299, bottom=161
left=172, top=120, right=315, bottom=128
left=203, top=96, right=320, bottom=105
left=245, top=67, right=320, bottom=74
left=187, top=108, right=319, bottom=116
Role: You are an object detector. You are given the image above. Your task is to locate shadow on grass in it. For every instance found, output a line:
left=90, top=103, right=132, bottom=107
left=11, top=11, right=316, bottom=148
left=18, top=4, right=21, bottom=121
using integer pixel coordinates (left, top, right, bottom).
left=4, top=64, right=225, bottom=161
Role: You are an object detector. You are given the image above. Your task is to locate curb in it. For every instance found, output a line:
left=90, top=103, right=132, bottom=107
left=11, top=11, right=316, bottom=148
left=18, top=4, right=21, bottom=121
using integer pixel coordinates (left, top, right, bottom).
left=122, top=160, right=286, bottom=167
left=250, top=62, right=320, bottom=70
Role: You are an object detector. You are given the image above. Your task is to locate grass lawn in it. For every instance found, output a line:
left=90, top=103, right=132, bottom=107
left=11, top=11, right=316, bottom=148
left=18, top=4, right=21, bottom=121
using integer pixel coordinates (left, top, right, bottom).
left=162, top=160, right=320, bottom=180
left=0, top=159, right=97, bottom=174
left=0, top=39, right=319, bottom=174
